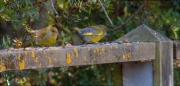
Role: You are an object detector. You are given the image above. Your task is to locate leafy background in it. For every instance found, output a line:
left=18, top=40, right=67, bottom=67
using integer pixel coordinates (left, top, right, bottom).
left=0, top=0, right=179, bottom=85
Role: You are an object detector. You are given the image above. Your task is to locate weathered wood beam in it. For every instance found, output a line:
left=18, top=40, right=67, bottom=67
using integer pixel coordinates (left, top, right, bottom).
left=0, top=42, right=155, bottom=72
left=174, top=41, right=180, bottom=59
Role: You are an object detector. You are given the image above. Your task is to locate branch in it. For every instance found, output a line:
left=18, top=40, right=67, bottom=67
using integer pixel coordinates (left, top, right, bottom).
left=33, top=0, right=48, bottom=5
left=114, top=1, right=147, bottom=30
left=50, top=0, right=64, bottom=30
left=98, top=0, right=113, bottom=25
left=50, top=0, right=58, bottom=15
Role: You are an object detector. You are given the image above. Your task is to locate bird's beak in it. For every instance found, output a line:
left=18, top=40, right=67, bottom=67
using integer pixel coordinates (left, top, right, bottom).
left=56, top=32, right=60, bottom=39
left=55, top=32, right=59, bottom=35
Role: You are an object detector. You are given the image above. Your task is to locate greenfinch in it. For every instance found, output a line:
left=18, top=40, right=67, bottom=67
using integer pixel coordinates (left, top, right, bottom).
left=74, top=25, right=107, bottom=43
left=27, top=27, right=58, bottom=46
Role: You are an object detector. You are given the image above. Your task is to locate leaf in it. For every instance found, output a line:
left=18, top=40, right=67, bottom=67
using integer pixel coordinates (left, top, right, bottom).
left=0, top=6, right=4, bottom=12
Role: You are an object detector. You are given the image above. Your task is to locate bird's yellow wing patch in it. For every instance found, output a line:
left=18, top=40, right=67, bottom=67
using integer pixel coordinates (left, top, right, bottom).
left=82, top=32, right=93, bottom=35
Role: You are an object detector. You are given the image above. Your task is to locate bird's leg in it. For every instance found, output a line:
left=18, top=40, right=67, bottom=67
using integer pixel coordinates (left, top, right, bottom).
left=94, top=42, right=99, bottom=44
left=43, top=47, right=49, bottom=50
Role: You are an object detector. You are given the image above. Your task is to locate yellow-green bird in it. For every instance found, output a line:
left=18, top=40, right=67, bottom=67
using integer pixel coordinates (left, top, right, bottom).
left=74, top=25, right=107, bottom=43
left=27, top=27, right=59, bottom=46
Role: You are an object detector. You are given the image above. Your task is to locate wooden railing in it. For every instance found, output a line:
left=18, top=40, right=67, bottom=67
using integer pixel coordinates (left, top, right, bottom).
left=1, top=24, right=178, bottom=86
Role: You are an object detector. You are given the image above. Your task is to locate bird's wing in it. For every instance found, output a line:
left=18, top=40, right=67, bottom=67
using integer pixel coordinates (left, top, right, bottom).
left=80, top=27, right=102, bottom=36
left=37, top=28, right=48, bottom=39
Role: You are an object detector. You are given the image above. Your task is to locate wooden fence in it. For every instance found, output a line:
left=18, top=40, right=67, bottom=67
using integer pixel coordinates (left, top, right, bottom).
left=1, top=24, right=179, bottom=86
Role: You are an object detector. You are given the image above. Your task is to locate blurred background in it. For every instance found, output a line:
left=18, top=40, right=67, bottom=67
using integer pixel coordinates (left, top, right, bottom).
left=0, top=0, right=179, bottom=85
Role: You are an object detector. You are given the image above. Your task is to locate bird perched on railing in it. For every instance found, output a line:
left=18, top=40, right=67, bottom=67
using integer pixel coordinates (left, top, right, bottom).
left=27, top=27, right=59, bottom=46
left=73, top=25, right=107, bottom=43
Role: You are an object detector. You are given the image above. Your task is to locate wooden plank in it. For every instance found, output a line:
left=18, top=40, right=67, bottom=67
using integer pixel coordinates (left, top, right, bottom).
left=174, top=41, right=180, bottom=59
left=122, top=62, right=153, bottom=86
left=0, top=42, right=155, bottom=72
left=113, top=64, right=122, bottom=86
left=153, top=41, right=173, bottom=86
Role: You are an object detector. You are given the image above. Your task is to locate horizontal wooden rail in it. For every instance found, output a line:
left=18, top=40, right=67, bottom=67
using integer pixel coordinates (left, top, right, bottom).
left=0, top=42, right=155, bottom=72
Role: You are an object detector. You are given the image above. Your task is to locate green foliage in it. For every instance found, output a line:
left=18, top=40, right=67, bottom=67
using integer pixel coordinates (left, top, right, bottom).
left=0, top=0, right=39, bottom=29
left=1, top=70, right=29, bottom=86
left=0, top=35, right=16, bottom=49
left=0, top=69, right=48, bottom=86
left=174, top=67, right=180, bottom=85
left=48, top=64, right=114, bottom=85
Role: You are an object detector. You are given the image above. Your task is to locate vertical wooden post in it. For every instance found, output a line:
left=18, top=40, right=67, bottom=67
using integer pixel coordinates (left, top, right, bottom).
left=174, top=41, right=180, bottom=59
left=152, top=36, right=173, bottom=86
left=116, top=24, right=173, bottom=86
left=113, top=64, right=122, bottom=86
left=122, top=62, right=153, bottom=86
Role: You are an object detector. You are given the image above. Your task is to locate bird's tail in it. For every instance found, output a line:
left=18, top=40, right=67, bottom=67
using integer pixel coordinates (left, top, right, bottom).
left=73, top=27, right=81, bottom=33
left=26, top=29, right=38, bottom=38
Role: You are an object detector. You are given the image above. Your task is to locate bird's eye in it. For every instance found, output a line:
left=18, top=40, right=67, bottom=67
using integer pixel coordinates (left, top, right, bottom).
left=52, top=30, right=55, bottom=32
left=51, top=29, right=56, bottom=33
left=51, top=30, right=58, bottom=34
